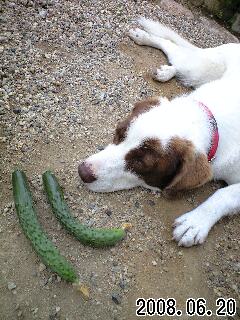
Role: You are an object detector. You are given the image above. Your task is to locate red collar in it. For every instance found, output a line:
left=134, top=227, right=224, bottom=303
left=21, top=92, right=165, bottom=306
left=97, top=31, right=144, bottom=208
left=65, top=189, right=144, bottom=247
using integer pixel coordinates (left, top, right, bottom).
left=198, top=102, right=219, bottom=162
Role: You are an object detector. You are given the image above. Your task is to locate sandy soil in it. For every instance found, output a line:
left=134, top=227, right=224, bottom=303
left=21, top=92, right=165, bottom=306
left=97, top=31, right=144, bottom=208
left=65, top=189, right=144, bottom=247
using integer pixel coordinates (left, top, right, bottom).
left=0, top=1, right=239, bottom=320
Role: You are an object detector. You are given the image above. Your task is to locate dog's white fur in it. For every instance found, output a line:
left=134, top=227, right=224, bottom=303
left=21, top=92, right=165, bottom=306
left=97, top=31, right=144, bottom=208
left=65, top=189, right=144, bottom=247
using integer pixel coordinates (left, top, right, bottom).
left=80, top=18, right=240, bottom=247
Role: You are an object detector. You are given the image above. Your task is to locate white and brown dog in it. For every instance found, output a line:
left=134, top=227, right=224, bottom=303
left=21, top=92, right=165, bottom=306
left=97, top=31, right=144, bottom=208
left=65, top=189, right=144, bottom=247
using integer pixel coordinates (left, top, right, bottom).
left=78, top=18, right=240, bottom=247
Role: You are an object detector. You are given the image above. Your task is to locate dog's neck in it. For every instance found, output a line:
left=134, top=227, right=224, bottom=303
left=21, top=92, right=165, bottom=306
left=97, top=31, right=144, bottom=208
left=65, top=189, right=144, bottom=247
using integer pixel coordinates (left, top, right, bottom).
left=155, top=97, right=215, bottom=157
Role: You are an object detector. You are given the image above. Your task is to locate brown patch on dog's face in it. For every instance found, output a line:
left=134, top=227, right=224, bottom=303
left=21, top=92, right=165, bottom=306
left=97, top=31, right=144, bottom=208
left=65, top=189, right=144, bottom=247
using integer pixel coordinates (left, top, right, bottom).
left=125, top=137, right=213, bottom=192
left=113, top=97, right=160, bottom=145
left=125, top=138, right=181, bottom=189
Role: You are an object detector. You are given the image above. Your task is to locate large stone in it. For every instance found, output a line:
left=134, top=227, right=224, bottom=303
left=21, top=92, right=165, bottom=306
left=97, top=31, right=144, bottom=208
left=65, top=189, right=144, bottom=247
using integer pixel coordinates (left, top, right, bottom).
left=159, top=0, right=194, bottom=18
left=199, top=16, right=239, bottom=43
left=232, top=14, right=240, bottom=33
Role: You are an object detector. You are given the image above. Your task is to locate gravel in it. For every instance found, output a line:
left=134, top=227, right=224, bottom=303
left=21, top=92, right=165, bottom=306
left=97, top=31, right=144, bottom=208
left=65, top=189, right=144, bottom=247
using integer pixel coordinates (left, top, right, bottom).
left=1, top=0, right=238, bottom=169
left=1, top=0, right=239, bottom=319
left=111, top=292, right=122, bottom=305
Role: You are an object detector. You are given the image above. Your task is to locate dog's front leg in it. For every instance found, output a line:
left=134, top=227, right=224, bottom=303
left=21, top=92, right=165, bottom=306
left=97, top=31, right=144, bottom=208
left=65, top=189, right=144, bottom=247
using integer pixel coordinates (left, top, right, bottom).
left=173, top=183, right=240, bottom=247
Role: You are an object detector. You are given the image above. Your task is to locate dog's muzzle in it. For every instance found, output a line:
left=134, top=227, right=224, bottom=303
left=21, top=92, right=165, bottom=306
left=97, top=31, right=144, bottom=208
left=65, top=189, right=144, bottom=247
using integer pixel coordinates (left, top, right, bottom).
left=78, top=162, right=97, bottom=183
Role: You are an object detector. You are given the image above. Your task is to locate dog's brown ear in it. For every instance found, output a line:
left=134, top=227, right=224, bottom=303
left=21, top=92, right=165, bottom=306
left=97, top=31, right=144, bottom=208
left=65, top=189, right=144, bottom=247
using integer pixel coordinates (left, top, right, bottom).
left=113, top=119, right=129, bottom=144
left=113, top=97, right=160, bottom=145
left=132, top=97, right=160, bottom=116
left=164, top=138, right=213, bottom=194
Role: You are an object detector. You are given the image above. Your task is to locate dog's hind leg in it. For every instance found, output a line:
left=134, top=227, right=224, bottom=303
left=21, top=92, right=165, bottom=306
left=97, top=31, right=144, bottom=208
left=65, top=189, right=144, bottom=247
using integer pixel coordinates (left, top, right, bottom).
left=129, top=28, right=179, bottom=58
left=129, top=28, right=210, bottom=87
left=129, top=28, right=192, bottom=82
left=137, top=17, right=197, bottom=49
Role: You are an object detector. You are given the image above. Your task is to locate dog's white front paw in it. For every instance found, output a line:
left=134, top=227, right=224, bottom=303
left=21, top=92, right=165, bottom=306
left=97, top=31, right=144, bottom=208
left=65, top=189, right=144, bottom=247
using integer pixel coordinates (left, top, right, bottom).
left=128, top=28, right=149, bottom=45
left=173, top=211, right=211, bottom=247
left=152, top=65, right=176, bottom=82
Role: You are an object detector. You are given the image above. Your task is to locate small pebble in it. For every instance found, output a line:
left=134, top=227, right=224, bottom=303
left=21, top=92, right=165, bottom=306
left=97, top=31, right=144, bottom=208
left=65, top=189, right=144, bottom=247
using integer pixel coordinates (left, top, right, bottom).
left=112, top=293, right=122, bottom=305
left=134, top=201, right=140, bottom=208
left=147, top=200, right=155, bottom=206
left=152, top=260, right=157, bottom=266
left=0, top=137, right=7, bottom=143
left=105, top=209, right=112, bottom=216
left=119, top=278, right=127, bottom=289
left=7, top=282, right=16, bottom=290
left=17, top=311, right=23, bottom=318
left=12, top=108, right=21, bottom=114
left=55, top=306, right=61, bottom=313
left=32, top=308, right=38, bottom=315
left=39, top=9, right=47, bottom=19
left=231, top=284, right=238, bottom=292
left=38, top=263, right=46, bottom=272
left=15, top=304, right=20, bottom=311
left=112, top=260, right=118, bottom=267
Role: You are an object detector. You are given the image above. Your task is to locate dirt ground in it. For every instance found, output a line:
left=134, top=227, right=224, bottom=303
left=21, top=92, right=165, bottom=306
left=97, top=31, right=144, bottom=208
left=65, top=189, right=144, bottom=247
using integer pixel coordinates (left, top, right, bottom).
left=0, top=1, right=239, bottom=320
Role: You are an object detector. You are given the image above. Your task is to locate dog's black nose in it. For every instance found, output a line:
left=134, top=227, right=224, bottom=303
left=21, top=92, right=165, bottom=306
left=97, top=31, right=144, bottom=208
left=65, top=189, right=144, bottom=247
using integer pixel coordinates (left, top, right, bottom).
left=78, top=162, right=97, bottom=183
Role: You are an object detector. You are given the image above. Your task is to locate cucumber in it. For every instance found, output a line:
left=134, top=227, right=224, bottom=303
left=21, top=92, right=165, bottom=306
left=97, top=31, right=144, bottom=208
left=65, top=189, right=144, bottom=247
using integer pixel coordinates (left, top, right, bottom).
left=12, top=170, right=78, bottom=283
left=42, top=171, right=126, bottom=247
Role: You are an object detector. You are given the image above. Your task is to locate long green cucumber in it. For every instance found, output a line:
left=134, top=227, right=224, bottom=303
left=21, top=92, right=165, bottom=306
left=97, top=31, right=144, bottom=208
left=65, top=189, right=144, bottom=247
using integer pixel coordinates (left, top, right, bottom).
left=12, top=170, right=78, bottom=283
left=42, top=170, right=126, bottom=247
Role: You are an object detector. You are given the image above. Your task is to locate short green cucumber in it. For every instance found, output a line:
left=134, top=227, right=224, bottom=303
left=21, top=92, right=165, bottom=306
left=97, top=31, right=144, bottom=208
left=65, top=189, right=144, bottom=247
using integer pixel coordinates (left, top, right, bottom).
left=12, top=170, right=78, bottom=283
left=42, top=170, right=125, bottom=247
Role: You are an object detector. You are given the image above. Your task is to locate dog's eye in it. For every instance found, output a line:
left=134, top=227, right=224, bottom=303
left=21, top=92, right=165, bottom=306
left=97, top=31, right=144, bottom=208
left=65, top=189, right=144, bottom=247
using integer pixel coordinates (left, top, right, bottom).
left=134, top=150, right=145, bottom=161
left=135, top=157, right=144, bottom=164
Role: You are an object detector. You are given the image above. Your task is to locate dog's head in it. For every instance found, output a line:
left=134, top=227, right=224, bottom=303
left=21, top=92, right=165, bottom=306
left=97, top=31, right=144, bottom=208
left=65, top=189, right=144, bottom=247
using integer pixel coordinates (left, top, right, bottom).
left=78, top=98, right=213, bottom=193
